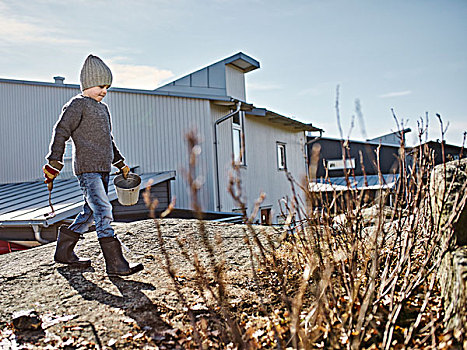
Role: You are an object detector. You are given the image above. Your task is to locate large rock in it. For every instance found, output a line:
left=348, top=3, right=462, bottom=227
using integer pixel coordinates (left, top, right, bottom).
left=431, top=158, right=467, bottom=245
left=431, top=158, right=467, bottom=338
left=0, top=219, right=273, bottom=349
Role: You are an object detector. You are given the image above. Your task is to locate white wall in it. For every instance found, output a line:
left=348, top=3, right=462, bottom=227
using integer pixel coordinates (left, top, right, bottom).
left=211, top=103, right=308, bottom=222
left=225, top=65, right=246, bottom=102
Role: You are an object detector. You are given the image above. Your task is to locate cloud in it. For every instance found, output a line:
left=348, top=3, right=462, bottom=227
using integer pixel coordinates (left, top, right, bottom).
left=248, top=82, right=282, bottom=91
left=0, top=6, right=87, bottom=45
left=379, top=90, right=412, bottom=98
left=108, top=62, right=174, bottom=89
left=299, top=87, right=325, bottom=97
left=299, top=81, right=340, bottom=97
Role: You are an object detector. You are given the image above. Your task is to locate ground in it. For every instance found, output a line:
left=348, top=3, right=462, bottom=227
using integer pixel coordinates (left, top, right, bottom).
left=0, top=219, right=275, bottom=349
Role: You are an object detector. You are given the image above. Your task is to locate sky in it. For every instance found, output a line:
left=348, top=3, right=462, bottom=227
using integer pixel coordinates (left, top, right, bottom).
left=1, top=0, right=466, bottom=146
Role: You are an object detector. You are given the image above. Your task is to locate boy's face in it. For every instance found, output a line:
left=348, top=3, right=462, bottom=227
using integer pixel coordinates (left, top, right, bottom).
left=83, top=85, right=109, bottom=102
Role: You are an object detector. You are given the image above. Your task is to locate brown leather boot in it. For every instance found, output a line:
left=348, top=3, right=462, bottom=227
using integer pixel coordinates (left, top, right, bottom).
left=54, top=225, right=91, bottom=267
left=98, top=236, right=143, bottom=276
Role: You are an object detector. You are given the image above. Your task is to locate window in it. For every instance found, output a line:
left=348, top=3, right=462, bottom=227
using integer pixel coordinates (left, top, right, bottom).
left=277, top=143, right=286, bottom=170
left=326, top=158, right=355, bottom=170
left=232, top=112, right=245, bottom=165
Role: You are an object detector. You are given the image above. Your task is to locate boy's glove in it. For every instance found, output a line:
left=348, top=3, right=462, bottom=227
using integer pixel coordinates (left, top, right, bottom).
left=113, top=160, right=130, bottom=179
left=43, top=161, right=64, bottom=184
left=121, top=165, right=130, bottom=179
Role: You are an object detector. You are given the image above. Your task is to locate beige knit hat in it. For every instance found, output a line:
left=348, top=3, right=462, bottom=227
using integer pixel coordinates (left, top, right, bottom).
left=80, top=54, right=112, bottom=91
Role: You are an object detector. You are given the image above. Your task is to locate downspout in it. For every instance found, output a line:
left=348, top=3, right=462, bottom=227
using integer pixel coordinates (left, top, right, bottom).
left=214, top=101, right=242, bottom=211
left=32, top=225, right=50, bottom=244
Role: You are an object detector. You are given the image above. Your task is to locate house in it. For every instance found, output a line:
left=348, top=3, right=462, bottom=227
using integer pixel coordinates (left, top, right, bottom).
left=408, top=140, right=466, bottom=165
left=0, top=52, right=321, bottom=247
left=307, top=130, right=410, bottom=207
left=366, top=128, right=411, bottom=147
left=308, top=130, right=409, bottom=178
left=307, top=130, right=467, bottom=210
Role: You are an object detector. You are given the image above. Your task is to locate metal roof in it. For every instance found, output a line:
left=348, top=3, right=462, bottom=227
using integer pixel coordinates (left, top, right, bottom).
left=246, top=108, right=322, bottom=132
left=0, top=171, right=175, bottom=228
left=312, top=136, right=404, bottom=149
left=220, top=52, right=260, bottom=73
left=0, top=77, right=235, bottom=102
left=310, top=174, right=399, bottom=192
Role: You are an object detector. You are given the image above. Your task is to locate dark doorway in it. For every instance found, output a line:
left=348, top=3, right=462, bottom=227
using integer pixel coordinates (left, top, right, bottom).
left=261, top=208, right=271, bottom=225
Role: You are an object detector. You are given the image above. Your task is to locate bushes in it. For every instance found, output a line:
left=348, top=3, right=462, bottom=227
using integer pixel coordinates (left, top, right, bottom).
left=146, top=126, right=466, bottom=349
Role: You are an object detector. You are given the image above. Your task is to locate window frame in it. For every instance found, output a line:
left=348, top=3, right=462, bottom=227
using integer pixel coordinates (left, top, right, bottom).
left=232, top=111, right=246, bottom=166
left=277, top=142, right=287, bottom=170
left=326, top=158, right=356, bottom=171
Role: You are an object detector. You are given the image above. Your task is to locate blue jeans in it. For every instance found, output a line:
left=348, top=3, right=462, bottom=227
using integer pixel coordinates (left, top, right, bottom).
left=68, top=172, right=115, bottom=239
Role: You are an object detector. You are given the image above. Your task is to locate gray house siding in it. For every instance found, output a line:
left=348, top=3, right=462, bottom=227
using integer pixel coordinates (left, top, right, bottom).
left=1, top=52, right=319, bottom=224
left=210, top=103, right=237, bottom=211
left=156, top=61, right=227, bottom=97
left=211, top=103, right=308, bottom=220
left=242, top=116, right=307, bottom=221
left=0, top=81, right=216, bottom=210
left=225, top=65, right=246, bottom=101
left=0, top=81, right=79, bottom=183
left=100, top=91, right=215, bottom=211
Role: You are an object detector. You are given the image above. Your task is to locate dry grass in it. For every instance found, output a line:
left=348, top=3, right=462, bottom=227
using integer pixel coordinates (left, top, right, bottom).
left=144, top=118, right=466, bottom=349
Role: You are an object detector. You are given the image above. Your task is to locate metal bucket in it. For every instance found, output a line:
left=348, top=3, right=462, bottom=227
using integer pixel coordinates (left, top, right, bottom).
left=113, top=173, right=141, bottom=206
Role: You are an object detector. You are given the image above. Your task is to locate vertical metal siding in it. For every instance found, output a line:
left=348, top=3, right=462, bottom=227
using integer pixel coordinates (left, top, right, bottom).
left=0, top=82, right=215, bottom=211
left=1, top=81, right=308, bottom=220
left=0, top=82, right=79, bottom=183
left=225, top=65, right=246, bottom=101
left=211, top=103, right=308, bottom=221
left=243, top=117, right=307, bottom=222
left=210, top=104, right=237, bottom=211
left=105, top=91, right=214, bottom=210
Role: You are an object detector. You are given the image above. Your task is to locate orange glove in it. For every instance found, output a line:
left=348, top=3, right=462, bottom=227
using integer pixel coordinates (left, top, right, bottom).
left=113, top=160, right=130, bottom=179
left=43, top=163, right=60, bottom=183
left=121, top=165, right=130, bottom=179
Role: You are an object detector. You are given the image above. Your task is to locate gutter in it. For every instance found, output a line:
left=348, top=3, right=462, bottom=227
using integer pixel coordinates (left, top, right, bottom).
left=214, top=101, right=242, bottom=211
left=0, top=222, right=51, bottom=244
left=0, top=78, right=238, bottom=102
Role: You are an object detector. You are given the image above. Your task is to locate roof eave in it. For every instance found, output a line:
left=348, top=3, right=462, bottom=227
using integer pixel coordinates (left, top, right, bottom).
left=245, top=108, right=321, bottom=132
left=224, top=52, right=260, bottom=73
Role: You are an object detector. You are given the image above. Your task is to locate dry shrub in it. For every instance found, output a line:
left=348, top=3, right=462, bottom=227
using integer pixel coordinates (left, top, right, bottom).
left=146, top=119, right=466, bottom=349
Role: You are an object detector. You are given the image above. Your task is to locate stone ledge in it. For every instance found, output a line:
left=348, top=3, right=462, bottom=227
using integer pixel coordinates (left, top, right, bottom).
left=439, top=247, right=467, bottom=333
left=432, top=158, right=467, bottom=338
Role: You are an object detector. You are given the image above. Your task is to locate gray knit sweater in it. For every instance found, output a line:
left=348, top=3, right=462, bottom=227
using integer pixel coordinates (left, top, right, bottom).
left=46, top=94, right=124, bottom=175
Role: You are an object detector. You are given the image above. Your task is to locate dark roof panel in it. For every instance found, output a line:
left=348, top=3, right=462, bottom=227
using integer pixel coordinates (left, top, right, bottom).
left=0, top=171, right=175, bottom=228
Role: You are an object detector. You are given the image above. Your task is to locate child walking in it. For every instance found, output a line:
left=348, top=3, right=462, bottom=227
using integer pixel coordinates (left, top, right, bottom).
left=43, top=54, right=143, bottom=276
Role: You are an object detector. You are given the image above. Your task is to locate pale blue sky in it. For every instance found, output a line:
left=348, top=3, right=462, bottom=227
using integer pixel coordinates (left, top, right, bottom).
left=1, top=0, right=466, bottom=145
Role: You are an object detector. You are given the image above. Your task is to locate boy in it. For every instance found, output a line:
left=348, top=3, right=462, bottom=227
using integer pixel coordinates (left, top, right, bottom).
left=43, top=54, right=143, bottom=276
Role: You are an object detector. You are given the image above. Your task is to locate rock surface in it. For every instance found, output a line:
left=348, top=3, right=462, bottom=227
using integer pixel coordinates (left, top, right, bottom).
left=0, top=218, right=274, bottom=349
left=433, top=159, right=467, bottom=337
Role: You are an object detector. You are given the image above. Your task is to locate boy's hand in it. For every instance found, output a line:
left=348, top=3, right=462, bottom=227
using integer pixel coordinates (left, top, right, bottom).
left=113, top=160, right=130, bottom=179
left=43, top=163, right=61, bottom=183
left=121, top=165, right=130, bottom=179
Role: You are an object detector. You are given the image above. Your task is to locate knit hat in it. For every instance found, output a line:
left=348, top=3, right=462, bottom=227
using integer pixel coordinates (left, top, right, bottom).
left=80, top=54, right=113, bottom=91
